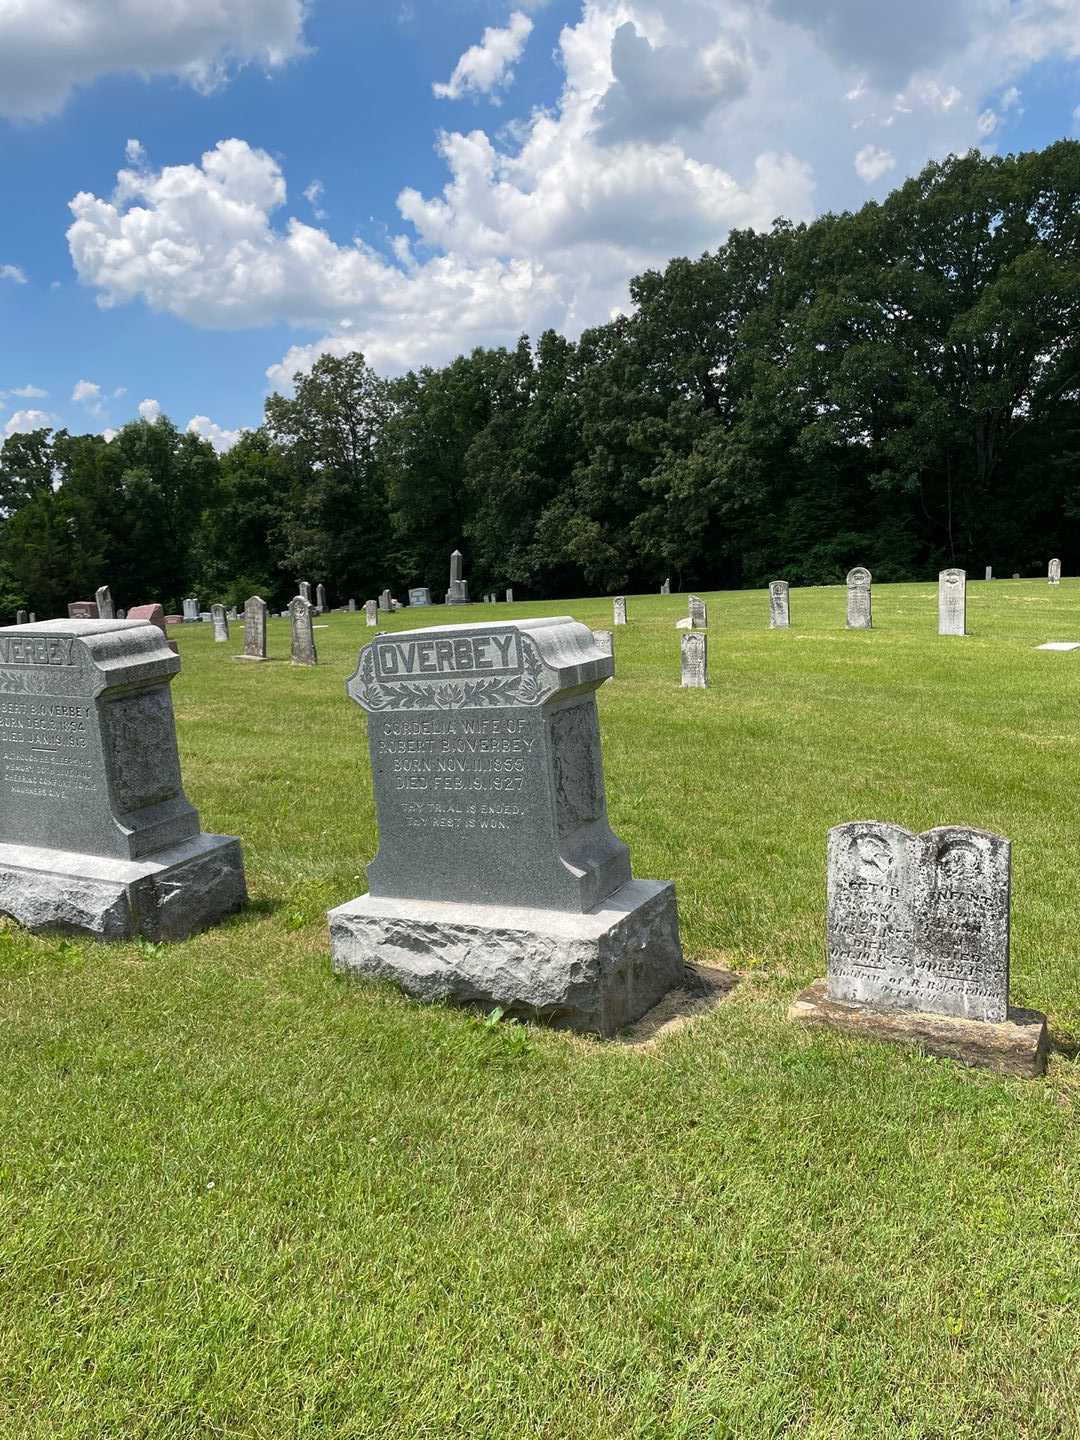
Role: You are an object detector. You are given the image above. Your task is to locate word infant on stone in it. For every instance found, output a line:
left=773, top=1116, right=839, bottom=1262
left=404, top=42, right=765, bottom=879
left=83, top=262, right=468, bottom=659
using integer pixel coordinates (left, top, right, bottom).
left=0, top=619, right=246, bottom=939
left=846, top=567, right=872, bottom=628
left=327, top=617, right=685, bottom=1035
left=938, top=568, right=966, bottom=636
left=790, top=822, right=1048, bottom=1076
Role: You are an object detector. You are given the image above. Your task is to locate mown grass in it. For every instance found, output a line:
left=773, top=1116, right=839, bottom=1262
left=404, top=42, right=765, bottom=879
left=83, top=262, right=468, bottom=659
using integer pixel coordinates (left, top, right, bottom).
left=1, top=581, right=1078, bottom=1439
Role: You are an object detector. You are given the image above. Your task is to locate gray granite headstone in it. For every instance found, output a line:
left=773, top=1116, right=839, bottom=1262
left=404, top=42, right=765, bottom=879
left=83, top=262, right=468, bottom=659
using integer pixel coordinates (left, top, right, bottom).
left=660, top=578, right=670, bottom=596
left=938, top=568, right=966, bottom=636
left=182, top=598, right=199, bottom=622
left=769, top=580, right=790, bottom=629
left=15, top=610, right=27, bottom=626
left=348, top=598, right=357, bottom=613
left=365, top=600, right=378, bottom=628
left=0, top=619, right=245, bottom=939
left=379, top=589, right=392, bottom=613
left=985, top=566, right=992, bottom=581
left=505, top=588, right=514, bottom=603
left=95, top=586, right=115, bottom=621
left=235, top=596, right=268, bottom=661
left=445, top=549, right=470, bottom=605
left=327, top=617, right=684, bottom=1034
left=211, top=603, right=229, bottom=643
left=289, top=596, right=317, bottom=666
left=845, top=567, right=872, bottom=629
left=68, top=601, right=99, bottom=620
left=825, top=822, right=1011, bottom=1024
left=409, top=587, right=432, bottom=606
left=298, top=581, right=311, bottom=605
left=1049, top=558, right=1061, bottom=585
left=613, top=596, right=627, bottom=626
left=316, top=583, right=327, bottom=612
left=688, top=595, right=707, bottom=629
left=680, top=631, right=707, bottom=688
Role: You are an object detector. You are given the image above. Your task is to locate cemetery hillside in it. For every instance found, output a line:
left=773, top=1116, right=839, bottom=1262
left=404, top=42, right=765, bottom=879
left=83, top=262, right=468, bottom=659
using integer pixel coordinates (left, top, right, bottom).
left=0, top=589, right=1078, bottom=1436
left=3, top=141, right=1080, bottom=618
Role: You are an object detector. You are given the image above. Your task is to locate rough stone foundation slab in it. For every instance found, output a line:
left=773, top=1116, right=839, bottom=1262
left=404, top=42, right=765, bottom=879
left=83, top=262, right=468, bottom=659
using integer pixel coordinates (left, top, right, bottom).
left=0, top=834, right=247, bottom=941
left=789, top=979, right=1049, bottom=1078
left=328, top=878, right=684, bottom=1036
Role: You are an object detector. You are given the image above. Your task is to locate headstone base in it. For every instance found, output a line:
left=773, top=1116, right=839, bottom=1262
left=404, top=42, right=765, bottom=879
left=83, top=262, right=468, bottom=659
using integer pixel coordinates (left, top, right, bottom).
left=328, top=878, right=684, bottom=1036
left=232, top=653, right=269, bottom=662
left=0, top=833, right=246, bottom=941
left=788, top=980, right=1048, bottom=1079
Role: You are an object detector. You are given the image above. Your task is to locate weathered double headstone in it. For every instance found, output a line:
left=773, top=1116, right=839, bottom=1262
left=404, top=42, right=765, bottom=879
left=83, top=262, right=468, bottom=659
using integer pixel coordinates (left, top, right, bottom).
left=445, top=549, right=470, bottom=606
left=327, top=617, right=685, bottom=1034
left=316, top=583, right=327, bottom=612
left=95, top=586, right=115, bottom=620
left=289, top=596, right=317, bottom=666
left=769, top=580, right=790, bottom=629
left=789, top=822, right=1048, bottom=1076
left=613, top=596, right=627, bottom=626
left=235, top=596, right=268, bottom=661
left=1049, top=558, right=1061, bottom=586
left=688, top=595, right=707, bottom=629
left=938, top=568, right=966, bottom=636
left=0, top=618, right=246, bottom=939
left=211, top=603, right=229, bottom=643
left=681, top=632, right=707, bottom=688
left=845, top=567, right=872, bottom=629
left=365, top=600, right=378, bottom=628
left=409, top=587, right=432, bottom=607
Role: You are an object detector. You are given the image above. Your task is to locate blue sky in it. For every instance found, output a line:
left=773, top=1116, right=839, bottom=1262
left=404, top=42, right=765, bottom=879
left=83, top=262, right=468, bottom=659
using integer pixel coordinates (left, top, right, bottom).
left=1, top=0, right=1079, bottom=450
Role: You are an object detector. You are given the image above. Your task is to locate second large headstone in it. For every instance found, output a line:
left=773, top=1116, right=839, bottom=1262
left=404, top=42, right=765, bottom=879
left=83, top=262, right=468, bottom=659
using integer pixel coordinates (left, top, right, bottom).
left=328, top=617, right=685, bottom=1034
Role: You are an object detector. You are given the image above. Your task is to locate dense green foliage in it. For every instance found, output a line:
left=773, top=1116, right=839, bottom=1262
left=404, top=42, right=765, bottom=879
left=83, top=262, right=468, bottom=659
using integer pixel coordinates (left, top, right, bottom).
left=4, top=142, right=1080, bottom=616
left=1, top=583, right=1078, bottom=1437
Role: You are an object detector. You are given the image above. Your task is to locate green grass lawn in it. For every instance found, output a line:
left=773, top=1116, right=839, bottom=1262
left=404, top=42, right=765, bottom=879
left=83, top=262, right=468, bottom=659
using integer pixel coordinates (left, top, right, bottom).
left=1, top=581, right=1079, bottom=1439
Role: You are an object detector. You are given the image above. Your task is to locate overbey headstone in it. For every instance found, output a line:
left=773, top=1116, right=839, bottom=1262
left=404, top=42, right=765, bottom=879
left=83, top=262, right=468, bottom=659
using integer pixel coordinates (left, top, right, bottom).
left=769, top=580, right=790, bottom=629
left=0, top=619, right=245, bottom=938
left=846, top=567, right=872, bottom=629
left=327, top=617, right=685, bottom=1034
left=938, top=568, right=966, bottom=636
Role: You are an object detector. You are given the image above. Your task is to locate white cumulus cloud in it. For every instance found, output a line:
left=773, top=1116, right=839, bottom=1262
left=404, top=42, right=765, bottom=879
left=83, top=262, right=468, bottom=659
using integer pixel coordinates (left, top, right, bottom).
left=138, top=398, right=162, bottom=422
left=854, top=143, right=896, bottom=182
left=0, top=0, right=308, bottom=121
left=186, top=414, right=247, bottom=452
left=3, top=409, right=53, bottom=437
left=434, top=11, right=534, bottom=100
left=72, top=378, right=103, bottom=409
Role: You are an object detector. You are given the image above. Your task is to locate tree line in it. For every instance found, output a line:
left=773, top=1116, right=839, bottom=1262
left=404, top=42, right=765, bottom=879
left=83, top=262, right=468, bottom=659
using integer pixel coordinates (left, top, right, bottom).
left=3, top=139, right=1079, bottom=620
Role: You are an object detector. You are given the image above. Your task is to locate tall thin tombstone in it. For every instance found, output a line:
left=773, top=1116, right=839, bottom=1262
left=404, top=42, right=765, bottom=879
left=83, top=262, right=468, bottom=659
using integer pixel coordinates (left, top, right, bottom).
left=769, top=580, right=790, bottom=629
left=1049, top=558, right=1061, bottom=586
left=681, top=632, right=707, bottom=688
left=365, top=599, right=378, bottom=628
left=316, top=583, right=327, bottom=612
left=211, top=603, right=229, bottom=643
left=289, top=596, right=318, bottom=666
left=688, top=595, right=707, bottom=629
left=235, top=596, right=268, bottom=661
left=613, top=596, right=627, bottom=626
left=846, top=567, right=872, bottom=629
left=95, top=586, right=115, bottom=620
left=298, top=581, right=311, bottom=604
left=938, top=569, right=966, bottom=636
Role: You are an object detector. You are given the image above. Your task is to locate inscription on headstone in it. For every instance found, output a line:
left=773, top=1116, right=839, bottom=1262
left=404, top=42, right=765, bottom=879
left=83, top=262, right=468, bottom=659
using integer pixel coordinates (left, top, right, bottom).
left=769, top=580, right=790, bottom=629
left=289, top=596, right=317, bottom=666
left=845, top=567, right=872, bottom=629
left=235, top=596, right=268, bottom=661
left=938, top=568, right=966, bottom=636
left=591, top=629, right=613, bottom=668
left=613, top=596, right=627, bottom=626
left=0, top=619, right=246, bottom=938
left=680, top=632, right=707, bottom=688
left=211, top=603, right=229, bottom=643
left=826, top=822, right=1010, bottom=1023
left=328, top=617, right=684, bottom=1034
left=1049, top=558, right=1061, bottom=585
left=95, top=586, right=115, bottom=620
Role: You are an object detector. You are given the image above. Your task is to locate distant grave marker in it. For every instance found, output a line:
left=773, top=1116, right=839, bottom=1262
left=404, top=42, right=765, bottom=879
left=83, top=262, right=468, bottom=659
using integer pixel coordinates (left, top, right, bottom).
left=769, top=580, right=790, bottom=629
left=211, top=603, right=229, bottom=643
left=845, top=567, right=872, bottom=629
left=613, top=596, right=627, bottom=626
